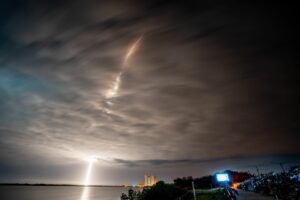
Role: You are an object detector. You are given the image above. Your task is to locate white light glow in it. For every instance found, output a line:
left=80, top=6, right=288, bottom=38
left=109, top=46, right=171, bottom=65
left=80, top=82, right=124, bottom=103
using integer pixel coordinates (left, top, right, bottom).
left=80, top=186, right=90, bottom=200
left=106, top=72, right=122, bottom=98
left=84, top=156, right=97, bottom=186
left=216, top=173, right=229, bottom=182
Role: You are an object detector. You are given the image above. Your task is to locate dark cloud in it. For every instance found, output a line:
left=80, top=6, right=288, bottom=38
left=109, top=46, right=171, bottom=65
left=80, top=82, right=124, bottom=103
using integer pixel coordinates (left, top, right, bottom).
left=112, top=155, right=300, bottom=168
left=0, top=0, right=299, bottom=184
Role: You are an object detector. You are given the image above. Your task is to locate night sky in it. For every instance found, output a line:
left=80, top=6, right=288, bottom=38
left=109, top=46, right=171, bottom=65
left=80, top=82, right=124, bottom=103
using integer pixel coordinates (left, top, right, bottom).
left=0, top=0, right=299, bottom=185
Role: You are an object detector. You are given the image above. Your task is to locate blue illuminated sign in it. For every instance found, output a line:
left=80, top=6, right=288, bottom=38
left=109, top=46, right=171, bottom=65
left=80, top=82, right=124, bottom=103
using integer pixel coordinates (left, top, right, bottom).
left=216, top=173, right=230, bottom=182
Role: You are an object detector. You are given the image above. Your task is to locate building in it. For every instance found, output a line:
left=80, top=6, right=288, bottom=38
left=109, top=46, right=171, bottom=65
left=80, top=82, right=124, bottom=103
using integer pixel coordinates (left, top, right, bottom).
left=136, top=183, right=144, bottom=188
left=144, top=174, right=157, bottom=186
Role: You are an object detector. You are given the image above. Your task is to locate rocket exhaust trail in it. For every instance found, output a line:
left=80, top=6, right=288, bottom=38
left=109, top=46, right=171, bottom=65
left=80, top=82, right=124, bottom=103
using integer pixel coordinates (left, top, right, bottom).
left=106, top=72, right=123, bottom=99
left=105, top=36, right=143, bottom=99
left=123, top=36, right=143, bottom=66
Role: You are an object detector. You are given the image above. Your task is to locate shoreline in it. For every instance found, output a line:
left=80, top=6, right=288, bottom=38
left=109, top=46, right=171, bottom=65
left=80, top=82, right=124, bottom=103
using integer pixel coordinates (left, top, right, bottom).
left=0, top=183, right=124, bottom=187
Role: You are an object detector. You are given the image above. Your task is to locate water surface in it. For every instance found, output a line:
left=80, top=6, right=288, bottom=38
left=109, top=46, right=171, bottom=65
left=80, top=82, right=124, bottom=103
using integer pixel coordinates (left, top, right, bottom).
left=0, top=186, right=132, bottom=200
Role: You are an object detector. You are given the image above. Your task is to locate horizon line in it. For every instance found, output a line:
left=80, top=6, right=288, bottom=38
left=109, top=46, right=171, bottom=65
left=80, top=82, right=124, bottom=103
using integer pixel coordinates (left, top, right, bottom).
left=0, top=183, right=126, bottom=187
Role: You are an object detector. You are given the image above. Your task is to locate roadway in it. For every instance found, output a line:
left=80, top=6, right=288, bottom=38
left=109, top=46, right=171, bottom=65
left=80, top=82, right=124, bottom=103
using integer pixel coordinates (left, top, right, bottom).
left=236, top=190, right=275, bottom=200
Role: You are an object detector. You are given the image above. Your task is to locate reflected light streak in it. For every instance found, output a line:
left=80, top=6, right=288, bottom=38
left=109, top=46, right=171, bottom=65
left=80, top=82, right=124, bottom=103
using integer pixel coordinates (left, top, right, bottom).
left=80, top=186, right=90, bottom=200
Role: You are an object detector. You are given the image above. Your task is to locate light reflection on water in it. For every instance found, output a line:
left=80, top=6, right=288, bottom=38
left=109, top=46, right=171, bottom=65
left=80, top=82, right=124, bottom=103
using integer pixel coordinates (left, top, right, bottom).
left=0, top=186, right=138, bottom=200
left=80, top=186, right=90, bottom=200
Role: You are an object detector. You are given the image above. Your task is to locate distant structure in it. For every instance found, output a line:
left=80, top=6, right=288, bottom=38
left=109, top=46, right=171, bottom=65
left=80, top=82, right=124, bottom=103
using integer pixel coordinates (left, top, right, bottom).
left=144, top=174, right=157, bottom=186
left=136, top=183, right=144, bottom=188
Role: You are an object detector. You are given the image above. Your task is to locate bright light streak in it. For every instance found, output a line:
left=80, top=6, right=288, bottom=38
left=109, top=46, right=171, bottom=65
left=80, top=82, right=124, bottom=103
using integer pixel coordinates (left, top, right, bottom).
left=124, top=36, right=143, bottom=65
left=84, top=156, right=97, bottom=186
left=80, top=156, right=97, bottom=200
left=104, top=36, right=143, bottom=99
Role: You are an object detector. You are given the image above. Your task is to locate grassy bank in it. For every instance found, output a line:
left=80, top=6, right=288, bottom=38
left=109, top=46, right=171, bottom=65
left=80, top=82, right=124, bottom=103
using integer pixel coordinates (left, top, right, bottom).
left=193, top=188, right=228, bottom=200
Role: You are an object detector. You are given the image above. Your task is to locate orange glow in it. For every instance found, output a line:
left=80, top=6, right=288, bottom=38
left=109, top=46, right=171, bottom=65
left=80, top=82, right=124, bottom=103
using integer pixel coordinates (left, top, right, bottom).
left=231, top=182, right=240, bottom=189
left=136, top=183, right=145, bottom=188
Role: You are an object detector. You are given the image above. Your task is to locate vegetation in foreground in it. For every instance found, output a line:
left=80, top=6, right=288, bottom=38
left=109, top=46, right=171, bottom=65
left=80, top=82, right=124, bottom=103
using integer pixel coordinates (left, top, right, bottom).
left=194, top=188, right=238, bottom=200
left=174, top=170, right=251, bottom=189
left=121, top=170, right=251, bottom=200
left=120, top=181, right=238, bottom=200
left=121, top=181, right=190, bottom=200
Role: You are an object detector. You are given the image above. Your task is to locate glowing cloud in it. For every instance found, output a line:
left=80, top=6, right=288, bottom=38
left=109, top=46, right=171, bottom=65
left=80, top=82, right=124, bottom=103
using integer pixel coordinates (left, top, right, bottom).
left=106, top=72, right=122, bottom=98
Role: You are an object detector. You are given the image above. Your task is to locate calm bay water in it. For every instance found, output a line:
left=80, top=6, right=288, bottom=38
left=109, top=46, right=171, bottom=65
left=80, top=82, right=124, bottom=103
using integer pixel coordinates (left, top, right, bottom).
left=0, top=186, right=134, bottom=200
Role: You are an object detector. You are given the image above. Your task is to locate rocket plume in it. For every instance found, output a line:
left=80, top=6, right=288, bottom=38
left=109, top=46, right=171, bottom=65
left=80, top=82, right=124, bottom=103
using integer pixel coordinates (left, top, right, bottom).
left=124, top=36, right=143, bottom=66
left=106, top=72, right=122, bottom=98
left=105, top=36, right=143, bottom=98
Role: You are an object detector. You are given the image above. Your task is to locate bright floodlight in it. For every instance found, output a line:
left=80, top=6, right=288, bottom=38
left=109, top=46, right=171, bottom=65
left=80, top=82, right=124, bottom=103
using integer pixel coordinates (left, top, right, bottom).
left=216, top=173, right=230, bottom=182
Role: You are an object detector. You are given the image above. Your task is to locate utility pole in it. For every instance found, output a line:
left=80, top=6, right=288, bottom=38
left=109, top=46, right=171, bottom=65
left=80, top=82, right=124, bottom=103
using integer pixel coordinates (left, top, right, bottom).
left=255, top=166, right=260, bottom=176
left=279, top=162, right=286, bottom=173
left=192, top=181, right=196, bottom=200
